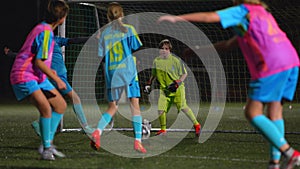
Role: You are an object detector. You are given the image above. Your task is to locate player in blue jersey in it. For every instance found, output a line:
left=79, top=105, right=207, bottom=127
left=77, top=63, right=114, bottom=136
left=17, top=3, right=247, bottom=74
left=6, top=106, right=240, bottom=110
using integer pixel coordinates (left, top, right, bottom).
left=90, top=2, right=147, bottom=153
left=9, top=0, right=69, bottom=160
left=29, top=36, right=95, bottom=157
left=158, top=0, right=300, bottom=168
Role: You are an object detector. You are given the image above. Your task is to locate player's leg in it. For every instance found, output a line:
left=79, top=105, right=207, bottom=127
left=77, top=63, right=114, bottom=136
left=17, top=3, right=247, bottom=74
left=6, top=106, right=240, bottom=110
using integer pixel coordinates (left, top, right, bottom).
left=45, top=82, right=67, bottom=158
left=65, top=89, right=93, bottom=134
left=31, top=75, right=71, bottom=136
left=156, top=91, right=171, bottom=135
left=245, top=100, right=300, bottom=169
left=175, top=87, right=201, bottom=136
left=90, top=88, right=119, bottom=150
left=12, top=80, right=56, bottom=160
left=127, top=81, right=146, bottom=153
left=246, top=66, right=300, bottom=168
left=30, top=89, right=55, bottom=160
left=266, top=102, right=284, bottom=169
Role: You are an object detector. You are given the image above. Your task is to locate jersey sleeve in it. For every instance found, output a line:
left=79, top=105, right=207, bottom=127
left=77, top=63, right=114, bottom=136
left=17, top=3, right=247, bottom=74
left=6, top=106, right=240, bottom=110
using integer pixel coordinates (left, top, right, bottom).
left=128, top=26, right=142, bottom=51
left=54, top=36, right=69, bottom=47
left=216, top=4, right=249, bottom=29
left=34, top=30, right=54, bottom=60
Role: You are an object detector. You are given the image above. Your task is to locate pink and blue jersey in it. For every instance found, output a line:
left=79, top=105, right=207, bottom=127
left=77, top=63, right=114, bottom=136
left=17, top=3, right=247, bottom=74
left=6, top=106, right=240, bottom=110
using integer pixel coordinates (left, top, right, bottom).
left=217, top=4, right=299, bottom=80
left=98, top=24, right=142, bottom=88
left=10, top=22, right=55, bottom=84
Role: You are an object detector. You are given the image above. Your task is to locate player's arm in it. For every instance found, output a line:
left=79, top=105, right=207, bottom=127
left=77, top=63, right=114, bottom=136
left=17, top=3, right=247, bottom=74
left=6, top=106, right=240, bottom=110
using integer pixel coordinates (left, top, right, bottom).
left=144, top=75, right=156, bottom=94
left=158, top=11, right=220, bottom=23
left=35, top=32, right=66, bottom=90
left=178, top=73, right=187, bottom=82
left=183, top=36, right=239, bottom=58
left=144, top=61, right=157, bottom=94
left=213, top=36, right=239, bottom=52
left=68, top=37, right=90, bottom=44
left=35, top=59, right=66, bottom=90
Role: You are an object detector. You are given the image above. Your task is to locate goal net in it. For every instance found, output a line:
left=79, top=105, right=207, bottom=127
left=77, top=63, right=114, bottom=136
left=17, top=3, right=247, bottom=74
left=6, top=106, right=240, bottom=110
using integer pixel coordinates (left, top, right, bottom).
left=59, top=0, right=300, bottom=138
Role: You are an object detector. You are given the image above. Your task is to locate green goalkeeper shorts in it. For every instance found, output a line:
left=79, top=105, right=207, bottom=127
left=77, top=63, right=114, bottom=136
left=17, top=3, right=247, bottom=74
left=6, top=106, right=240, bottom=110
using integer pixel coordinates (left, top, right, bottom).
left=158, top=86, right=188, bottom=112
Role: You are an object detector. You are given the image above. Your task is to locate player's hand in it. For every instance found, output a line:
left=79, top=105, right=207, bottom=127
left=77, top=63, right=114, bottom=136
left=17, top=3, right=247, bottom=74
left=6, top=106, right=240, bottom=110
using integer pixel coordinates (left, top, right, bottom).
left=167, top=80, right=182, bottom=92
left=56, top=78, right=67, bottom=90
left=144, top=85, right=151, bottom=94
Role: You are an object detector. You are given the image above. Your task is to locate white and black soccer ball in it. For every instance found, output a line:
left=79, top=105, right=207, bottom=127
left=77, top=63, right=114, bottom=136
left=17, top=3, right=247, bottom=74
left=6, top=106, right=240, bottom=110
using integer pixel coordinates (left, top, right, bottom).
left=142, top=119, right=151, bottom=140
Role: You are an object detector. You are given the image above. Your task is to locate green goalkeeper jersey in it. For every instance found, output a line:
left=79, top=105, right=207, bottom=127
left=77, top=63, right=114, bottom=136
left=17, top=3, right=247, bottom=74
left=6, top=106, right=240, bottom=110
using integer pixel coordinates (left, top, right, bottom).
left=152, top=54, right=187, bottom=91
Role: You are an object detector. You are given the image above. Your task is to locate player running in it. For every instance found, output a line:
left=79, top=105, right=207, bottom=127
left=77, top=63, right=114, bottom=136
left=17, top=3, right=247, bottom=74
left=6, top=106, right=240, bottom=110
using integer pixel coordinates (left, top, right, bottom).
left=144, top=39, right=201, bottom=137
left=158, top=0, right=300, bottom=168
left=90, top=2, right=147, bottom=153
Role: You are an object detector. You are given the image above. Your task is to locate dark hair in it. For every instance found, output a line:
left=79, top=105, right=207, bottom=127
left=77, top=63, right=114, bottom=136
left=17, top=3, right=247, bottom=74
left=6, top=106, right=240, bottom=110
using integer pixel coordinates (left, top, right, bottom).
left=45, top=0, right=69, bottom=23
left=107, top=2, right=127, bottom=33
left=159, top=39, right=172, bottom=50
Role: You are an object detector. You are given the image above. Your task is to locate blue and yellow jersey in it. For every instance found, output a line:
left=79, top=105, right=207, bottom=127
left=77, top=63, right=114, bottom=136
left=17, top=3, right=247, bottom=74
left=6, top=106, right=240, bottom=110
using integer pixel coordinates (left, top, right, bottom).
left=98, top=23, right=142, bottom=88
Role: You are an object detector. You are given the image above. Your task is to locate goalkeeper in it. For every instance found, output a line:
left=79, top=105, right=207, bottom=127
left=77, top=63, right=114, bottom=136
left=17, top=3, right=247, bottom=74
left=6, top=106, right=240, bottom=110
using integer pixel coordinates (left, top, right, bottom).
left=144, top=39, right=201, bottom=137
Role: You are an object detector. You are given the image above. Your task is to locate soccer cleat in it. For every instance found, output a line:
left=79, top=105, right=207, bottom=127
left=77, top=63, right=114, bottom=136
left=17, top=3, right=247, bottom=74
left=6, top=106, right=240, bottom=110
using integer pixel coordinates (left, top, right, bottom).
left=41, top=149, right=55, bottom=161
left=155, top=129, right=167, bottom=136
left=90, top=129, right=101, bottom=151
left=31, top=121, right=41, bottom=137
left=38, top=144, right=66, bottom=158
left=282, top=150, right=300, bottom=169
left=49, top=145, right=66, bottom=158
left=134, top=140, right=147, bottom=153
left=38, top=144, right=44, bottom=155
left=194, top=124, right=201, bottom=137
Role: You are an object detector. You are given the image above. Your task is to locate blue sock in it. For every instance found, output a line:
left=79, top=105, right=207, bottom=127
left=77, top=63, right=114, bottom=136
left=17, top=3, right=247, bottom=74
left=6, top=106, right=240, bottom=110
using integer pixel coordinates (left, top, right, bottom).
left=97, top=113, right=112, bottom=131
left=132, top=115, right=142, bottom=141
left=73, top=104, right=88, bottom=126
left=270, top=119, right=284, bottom=161
left=50, top=111, right=63, bottom=141
left=251, top=115, right=287, bottom=149
left=40, top=117, right=51, bottom=148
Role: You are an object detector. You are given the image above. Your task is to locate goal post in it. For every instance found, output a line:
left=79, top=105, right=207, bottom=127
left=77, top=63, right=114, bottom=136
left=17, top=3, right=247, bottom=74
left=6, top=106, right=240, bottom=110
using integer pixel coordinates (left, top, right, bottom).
left=59, top=0, right=300, bottom=135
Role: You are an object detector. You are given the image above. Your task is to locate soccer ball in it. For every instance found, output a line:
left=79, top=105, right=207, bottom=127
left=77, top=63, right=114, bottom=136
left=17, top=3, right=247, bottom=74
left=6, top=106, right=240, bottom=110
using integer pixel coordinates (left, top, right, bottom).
left=142, top=119, right=151, bottom=140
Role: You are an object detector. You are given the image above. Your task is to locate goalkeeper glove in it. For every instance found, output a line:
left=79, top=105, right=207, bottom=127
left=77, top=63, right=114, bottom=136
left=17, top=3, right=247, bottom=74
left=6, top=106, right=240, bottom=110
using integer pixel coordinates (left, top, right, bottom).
left=167, top=80, right=182, bottom=92
left=143, top=81, right=152, bottom=94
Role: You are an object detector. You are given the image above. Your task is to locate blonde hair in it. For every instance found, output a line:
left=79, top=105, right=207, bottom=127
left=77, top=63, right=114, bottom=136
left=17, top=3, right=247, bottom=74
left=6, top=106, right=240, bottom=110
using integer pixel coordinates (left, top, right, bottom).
left=233, top=0, right=269, bottom=10
left=107, top=2, right=127, bottom=33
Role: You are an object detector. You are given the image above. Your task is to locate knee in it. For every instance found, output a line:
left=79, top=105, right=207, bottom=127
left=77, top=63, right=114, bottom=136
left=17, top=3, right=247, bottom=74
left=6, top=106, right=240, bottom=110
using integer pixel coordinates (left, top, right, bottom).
left=56, top=100, right=67, bottom=114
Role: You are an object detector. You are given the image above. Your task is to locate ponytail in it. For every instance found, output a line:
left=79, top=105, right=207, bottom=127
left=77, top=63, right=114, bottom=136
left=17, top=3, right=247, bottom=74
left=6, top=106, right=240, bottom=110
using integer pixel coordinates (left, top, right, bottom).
left=107, top=2, right=127, bottom=33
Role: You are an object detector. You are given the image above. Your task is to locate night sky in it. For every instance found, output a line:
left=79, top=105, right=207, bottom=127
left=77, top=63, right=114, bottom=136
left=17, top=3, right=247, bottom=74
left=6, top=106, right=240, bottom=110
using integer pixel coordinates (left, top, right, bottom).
left=0, top=1, right=47, bottom=100
left=1, top=1, right=45, bottom=52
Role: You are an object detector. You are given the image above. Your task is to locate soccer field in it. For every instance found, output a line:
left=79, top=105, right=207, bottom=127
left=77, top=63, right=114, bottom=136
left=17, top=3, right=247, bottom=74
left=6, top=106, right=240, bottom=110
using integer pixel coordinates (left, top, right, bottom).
left=0, top=102, right=299, bottom=169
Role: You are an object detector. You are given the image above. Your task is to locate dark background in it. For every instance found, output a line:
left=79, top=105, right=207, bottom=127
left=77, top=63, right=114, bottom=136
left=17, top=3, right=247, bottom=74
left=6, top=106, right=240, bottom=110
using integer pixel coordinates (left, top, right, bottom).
left=0, top=1, right=48, bottom=101
left=0, top=0, right=299, bottom=102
